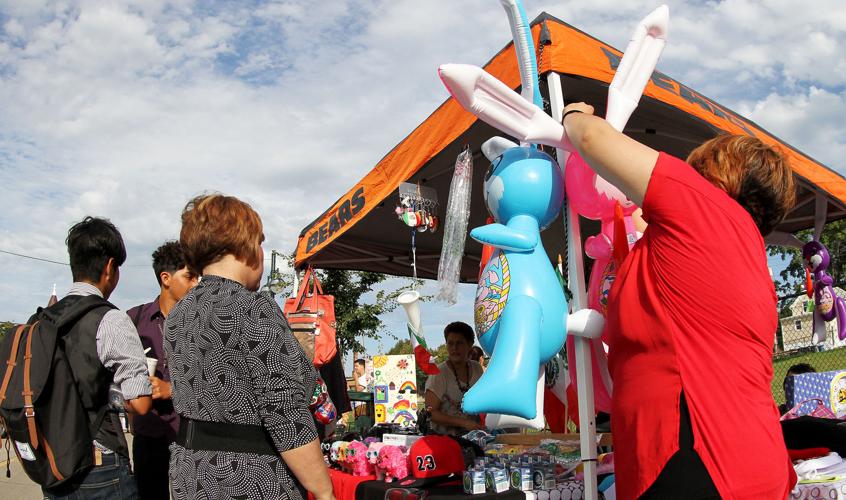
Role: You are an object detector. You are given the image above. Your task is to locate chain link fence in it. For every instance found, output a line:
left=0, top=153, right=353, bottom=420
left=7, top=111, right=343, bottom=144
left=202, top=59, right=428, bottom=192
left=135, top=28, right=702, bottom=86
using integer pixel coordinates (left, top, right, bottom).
left=773, top=286, right=846, bottom=406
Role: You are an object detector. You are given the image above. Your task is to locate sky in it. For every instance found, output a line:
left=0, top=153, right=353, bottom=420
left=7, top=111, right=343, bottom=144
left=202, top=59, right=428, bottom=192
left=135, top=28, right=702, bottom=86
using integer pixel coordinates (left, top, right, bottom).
left=2, top=0, right=846, bottom=366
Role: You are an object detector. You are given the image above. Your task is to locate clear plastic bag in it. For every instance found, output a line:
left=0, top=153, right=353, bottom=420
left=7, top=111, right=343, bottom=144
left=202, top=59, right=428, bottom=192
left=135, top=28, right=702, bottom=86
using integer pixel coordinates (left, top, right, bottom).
left=437, top=147, right=473, bottom=304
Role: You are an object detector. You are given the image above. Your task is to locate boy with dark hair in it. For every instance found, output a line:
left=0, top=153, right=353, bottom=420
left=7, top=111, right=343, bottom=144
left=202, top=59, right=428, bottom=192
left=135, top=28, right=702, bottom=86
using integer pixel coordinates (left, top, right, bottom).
left=48, top=216, right=152, bottom=498
left=127, top=241, right=198, bottom=500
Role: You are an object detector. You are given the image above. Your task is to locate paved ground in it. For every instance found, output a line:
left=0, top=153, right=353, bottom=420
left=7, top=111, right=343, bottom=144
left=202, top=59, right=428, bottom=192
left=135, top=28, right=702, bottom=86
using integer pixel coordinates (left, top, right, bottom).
left=0, top=434, right=135, bottom=499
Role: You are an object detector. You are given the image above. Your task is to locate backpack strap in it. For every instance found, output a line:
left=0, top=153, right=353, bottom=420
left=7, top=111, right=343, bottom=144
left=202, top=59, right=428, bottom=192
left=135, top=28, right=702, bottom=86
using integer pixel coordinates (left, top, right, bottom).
left=21, top=321, right=40, bottom=449
left=0, top=324, right=28, bottom=407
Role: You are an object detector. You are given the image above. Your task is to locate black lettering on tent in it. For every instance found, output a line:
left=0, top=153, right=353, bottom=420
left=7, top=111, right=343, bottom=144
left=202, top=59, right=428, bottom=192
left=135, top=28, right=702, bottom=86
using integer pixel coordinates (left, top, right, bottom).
left=679, top=85, right=716, bottom=114
left=351, top=187, right=365, bottom=215
left=306, top=233, right=319, bottom=253
left=319, top=224, right=329, bottom=243
left=339, top=200, right=353, bottom=225
left=600, top=47, right=621, bottom=71
left=328, top=214, right=341, bottom=236
left=651, top=73, right=676, bottom=93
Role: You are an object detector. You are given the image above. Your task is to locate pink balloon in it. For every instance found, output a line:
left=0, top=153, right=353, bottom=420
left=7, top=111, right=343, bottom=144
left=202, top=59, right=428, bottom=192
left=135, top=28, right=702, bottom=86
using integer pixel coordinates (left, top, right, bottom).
left=565, top=153, right=637, bottom=220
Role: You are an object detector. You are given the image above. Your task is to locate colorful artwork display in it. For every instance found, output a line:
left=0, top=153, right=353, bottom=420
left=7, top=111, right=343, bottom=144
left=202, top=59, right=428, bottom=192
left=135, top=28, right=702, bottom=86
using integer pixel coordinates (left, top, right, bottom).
left=371, top=354, right=418, bottom=427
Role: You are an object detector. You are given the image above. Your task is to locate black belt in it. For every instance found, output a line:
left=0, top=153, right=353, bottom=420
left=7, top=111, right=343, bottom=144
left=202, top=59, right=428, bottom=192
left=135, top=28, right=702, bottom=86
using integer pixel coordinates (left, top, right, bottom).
left=176, top=418, right=278, bottom=456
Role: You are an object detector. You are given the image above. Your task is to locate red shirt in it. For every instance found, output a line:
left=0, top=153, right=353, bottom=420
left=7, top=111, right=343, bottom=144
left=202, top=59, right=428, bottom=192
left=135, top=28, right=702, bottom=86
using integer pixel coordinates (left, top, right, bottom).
left=607, top=153, right=795, bottom=499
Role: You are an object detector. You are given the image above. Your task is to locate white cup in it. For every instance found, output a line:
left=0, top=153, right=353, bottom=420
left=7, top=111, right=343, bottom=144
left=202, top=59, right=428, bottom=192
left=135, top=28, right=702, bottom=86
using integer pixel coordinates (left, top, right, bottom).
left=146, top=357, right=158, bottom=377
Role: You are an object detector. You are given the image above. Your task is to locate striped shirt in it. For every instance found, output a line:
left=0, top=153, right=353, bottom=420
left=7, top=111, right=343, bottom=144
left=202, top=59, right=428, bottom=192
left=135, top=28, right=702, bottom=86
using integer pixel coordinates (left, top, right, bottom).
left=67, top=282, right=152, bottom=401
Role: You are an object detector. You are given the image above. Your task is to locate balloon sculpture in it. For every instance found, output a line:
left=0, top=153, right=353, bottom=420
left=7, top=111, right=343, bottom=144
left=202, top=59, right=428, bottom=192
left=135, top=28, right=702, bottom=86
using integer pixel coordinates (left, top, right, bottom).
left=440, top=3, right=669, bottom=420
left=803, top=240, right=846, bottom=343
left=439, top=0, right=603, bottom=421
left=564, top=5, right=669, bottom=415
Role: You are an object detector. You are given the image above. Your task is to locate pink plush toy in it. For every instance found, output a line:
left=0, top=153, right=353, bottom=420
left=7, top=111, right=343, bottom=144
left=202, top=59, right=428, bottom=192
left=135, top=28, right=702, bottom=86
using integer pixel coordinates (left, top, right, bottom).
left=376, top=445, right=409, bottom=482
left=367, top=442, right=386, bottom=480
left=345, top=441, right=372, bottom=476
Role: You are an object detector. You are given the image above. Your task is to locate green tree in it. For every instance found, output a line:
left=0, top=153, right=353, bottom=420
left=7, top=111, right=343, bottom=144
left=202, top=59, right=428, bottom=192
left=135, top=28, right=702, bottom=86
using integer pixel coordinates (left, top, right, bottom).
left=769, top=219, right=846, bottom=299
left=431, top=344, right=449, bottom=364
left=266, top=254, right=423, bottom=356
left=386, top=339, right=413, bottom=355
left=0, top=321, right=14, bottom=343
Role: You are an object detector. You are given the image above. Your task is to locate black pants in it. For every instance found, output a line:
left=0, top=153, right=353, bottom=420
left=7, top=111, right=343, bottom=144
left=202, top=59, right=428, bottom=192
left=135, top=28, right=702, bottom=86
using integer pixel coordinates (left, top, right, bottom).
left=640, top=393, right=721, bottom=499
left=132, top=434, right=172, bottom=500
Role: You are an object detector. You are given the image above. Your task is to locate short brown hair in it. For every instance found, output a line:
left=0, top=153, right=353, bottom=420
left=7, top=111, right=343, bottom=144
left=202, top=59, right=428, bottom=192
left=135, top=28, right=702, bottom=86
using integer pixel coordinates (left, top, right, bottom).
left=180, top=194, right=264, bottom=274
left=444, top=321, right=475, bottom=345
left=686, top=134, right=795, bottom=235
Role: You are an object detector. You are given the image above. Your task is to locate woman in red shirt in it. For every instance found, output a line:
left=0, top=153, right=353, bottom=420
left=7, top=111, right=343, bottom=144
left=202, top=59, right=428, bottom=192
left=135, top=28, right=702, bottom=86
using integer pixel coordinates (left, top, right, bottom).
left=561, top=103, right=796, bottom=499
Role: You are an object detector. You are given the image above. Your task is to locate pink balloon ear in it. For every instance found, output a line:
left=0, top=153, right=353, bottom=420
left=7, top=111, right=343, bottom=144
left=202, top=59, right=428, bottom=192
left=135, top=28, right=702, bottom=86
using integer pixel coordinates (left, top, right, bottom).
left=585, top=234, right=613, bottom=260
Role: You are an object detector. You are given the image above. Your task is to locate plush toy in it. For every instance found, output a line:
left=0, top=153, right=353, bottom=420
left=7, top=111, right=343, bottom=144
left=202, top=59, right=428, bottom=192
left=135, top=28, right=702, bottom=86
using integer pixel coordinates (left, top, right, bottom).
left=320, top=438, right=336, bottom=465
left=376, top=445, right=409, bottom=482
left=345, top=441, right=372, bottom=476
left=329, top=441, right=344, bottom=469
left=367, top=442, right=387, bottom=480
left=363, top=437, right=380, bottom=447
left=804, top=240, right=846, bottom=342
left=337, top=441, right=352, bottom=472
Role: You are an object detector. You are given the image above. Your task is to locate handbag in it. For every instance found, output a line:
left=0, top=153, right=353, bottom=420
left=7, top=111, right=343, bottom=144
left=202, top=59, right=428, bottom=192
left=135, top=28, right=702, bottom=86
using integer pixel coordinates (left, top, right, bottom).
left=781, top=398, right=839, bottom=421
left=283, top=266, right=337, bottom=368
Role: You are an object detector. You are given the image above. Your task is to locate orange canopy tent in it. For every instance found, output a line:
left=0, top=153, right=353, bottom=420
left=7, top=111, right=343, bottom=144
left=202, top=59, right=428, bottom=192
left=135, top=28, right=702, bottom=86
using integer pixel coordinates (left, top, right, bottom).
left=295, top=13, right=846, bottom=277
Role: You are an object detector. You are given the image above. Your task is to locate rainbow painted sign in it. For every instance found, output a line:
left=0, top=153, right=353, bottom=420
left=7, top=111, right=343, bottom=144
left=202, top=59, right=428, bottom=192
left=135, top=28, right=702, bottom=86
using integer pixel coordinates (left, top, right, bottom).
left=372, top=354, right=418, bottom=427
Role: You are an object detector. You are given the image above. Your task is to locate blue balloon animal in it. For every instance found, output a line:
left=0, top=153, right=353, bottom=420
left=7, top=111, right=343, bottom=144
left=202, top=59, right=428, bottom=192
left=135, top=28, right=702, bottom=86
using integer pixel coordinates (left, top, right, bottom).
left=465, top=142, right=567, bottom=419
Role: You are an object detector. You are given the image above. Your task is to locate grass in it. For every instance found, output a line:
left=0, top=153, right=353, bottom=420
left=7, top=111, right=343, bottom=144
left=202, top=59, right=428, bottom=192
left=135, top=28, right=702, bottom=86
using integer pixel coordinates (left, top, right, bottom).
left=772, top=347, right=846, bottom=405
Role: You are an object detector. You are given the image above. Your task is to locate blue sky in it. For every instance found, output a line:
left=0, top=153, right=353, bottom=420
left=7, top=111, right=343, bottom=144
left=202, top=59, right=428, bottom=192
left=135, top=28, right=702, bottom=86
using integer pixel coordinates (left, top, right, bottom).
left=2, top=0, right=846, bottom=372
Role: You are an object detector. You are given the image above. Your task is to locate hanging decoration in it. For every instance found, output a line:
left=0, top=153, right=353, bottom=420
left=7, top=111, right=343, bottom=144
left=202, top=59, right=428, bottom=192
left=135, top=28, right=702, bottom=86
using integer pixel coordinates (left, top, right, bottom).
left=396, top=182, right=439, bottom=279
left=436, top=146, right=474, bottom=305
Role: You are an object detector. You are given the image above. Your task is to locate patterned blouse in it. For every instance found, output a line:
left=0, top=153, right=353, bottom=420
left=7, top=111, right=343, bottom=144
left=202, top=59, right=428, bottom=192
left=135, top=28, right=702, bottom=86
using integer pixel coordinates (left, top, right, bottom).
left=163, top=275, right=318, bottom=500
left=424, top=360, right=484, bottom=435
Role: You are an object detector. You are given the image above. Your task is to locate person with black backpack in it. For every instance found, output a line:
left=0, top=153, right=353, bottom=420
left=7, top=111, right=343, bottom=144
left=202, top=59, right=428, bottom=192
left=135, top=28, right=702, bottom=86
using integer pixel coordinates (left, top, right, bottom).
left=0, top=216, right=152, bottom=499
left=126, top=241, right=197, bottom=500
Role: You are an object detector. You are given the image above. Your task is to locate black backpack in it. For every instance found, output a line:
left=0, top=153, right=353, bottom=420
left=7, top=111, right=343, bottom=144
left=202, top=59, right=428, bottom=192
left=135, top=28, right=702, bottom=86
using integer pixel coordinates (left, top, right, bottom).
left=0, top=295, right=117, bottom=489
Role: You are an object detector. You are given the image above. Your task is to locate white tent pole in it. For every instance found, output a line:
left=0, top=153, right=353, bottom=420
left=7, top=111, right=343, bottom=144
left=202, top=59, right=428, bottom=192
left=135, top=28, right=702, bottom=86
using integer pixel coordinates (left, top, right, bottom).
left=547, top=71, right=599, bottom=500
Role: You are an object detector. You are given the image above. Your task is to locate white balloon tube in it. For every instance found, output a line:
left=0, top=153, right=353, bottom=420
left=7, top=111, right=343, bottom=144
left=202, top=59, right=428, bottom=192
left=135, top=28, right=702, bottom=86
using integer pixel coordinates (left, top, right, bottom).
left=397, top=290, right=440, bottom=375
left=485, top=368, right=545, bottom=430
left=605, top=5, right=669, bottom=132
left=397, top=290, right=425, bottom=349
left=438, top=64, right=572, bottom=150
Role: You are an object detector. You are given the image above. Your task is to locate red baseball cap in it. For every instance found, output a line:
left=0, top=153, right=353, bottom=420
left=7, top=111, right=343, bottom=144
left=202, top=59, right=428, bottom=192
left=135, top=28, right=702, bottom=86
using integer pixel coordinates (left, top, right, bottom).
left=408, top=435, right=465, bottom=479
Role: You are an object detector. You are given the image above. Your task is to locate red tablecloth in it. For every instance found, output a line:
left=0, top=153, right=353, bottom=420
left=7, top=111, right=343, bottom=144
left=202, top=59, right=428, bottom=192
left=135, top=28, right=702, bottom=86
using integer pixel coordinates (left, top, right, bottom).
left=309, top=468, right=376, bottom=500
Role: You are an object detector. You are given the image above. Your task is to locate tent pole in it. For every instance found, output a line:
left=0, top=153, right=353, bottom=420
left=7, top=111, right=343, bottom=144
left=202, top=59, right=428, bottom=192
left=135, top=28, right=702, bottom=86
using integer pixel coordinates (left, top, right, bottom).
left=547, top=71, right=599, bottom=500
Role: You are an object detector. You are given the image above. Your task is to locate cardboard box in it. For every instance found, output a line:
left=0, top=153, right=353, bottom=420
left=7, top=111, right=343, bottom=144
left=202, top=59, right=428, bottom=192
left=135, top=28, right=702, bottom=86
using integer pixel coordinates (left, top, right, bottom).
left=785, top=369, right=846, bottom=417
left=381, top=433, right=422, bottom=448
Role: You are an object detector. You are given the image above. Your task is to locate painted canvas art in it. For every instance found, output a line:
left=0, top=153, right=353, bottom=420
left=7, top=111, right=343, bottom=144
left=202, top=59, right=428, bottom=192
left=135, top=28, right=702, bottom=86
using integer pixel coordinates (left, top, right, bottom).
left=372, top=354, right=418, bottom=427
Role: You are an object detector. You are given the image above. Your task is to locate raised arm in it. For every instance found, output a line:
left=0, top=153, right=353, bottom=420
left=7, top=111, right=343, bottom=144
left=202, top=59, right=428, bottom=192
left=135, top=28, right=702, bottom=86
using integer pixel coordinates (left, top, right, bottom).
left=562, top=102, right=659, bottom=207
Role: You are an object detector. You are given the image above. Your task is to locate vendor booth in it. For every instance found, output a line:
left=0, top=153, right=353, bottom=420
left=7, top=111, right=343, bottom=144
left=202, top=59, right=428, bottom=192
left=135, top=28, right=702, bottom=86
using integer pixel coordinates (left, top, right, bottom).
left=296, top=10, right=846, bottom=500
left=295, top=13, right=846, bottom=279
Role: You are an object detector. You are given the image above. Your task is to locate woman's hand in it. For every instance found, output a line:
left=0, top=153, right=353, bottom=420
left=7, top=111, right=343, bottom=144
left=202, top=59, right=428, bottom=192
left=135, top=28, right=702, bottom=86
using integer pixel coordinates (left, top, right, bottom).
left=150, top=376, right=172, bottom=400
left=562, top=102, right=595, bottom=121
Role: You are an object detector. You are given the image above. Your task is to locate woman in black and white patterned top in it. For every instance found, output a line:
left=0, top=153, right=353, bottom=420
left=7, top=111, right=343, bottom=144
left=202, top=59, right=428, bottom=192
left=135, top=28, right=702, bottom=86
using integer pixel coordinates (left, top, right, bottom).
left=164, top=194, right=334, bottom=500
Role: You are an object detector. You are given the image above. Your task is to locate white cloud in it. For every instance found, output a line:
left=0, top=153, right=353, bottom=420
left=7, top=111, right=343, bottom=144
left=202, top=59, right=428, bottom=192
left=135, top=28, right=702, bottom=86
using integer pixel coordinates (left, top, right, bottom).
left=0, top=1, right=845, bottom=365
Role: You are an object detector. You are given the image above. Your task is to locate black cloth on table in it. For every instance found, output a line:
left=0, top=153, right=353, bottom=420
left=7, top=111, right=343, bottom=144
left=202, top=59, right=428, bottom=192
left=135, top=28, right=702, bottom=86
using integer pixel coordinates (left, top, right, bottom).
left=782, top=416, right=846, bottom=456
left=356, top=479, right=524, bottom=500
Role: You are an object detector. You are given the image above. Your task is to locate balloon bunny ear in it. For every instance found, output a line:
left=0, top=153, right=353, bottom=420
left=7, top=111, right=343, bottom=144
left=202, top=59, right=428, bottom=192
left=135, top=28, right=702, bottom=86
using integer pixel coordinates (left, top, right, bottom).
left=482, top=137, right=518, bottom=162
left=438, top=64, right=572, bottom=151
left=605, top=4, right=669, bottom=132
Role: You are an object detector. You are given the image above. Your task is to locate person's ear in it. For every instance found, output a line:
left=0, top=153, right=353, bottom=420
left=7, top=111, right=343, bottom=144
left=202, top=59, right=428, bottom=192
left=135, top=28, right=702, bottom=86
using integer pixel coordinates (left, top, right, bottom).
left=160, top=271, right=172, bottom=288
left=103, top=258, right=115, bottom=281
